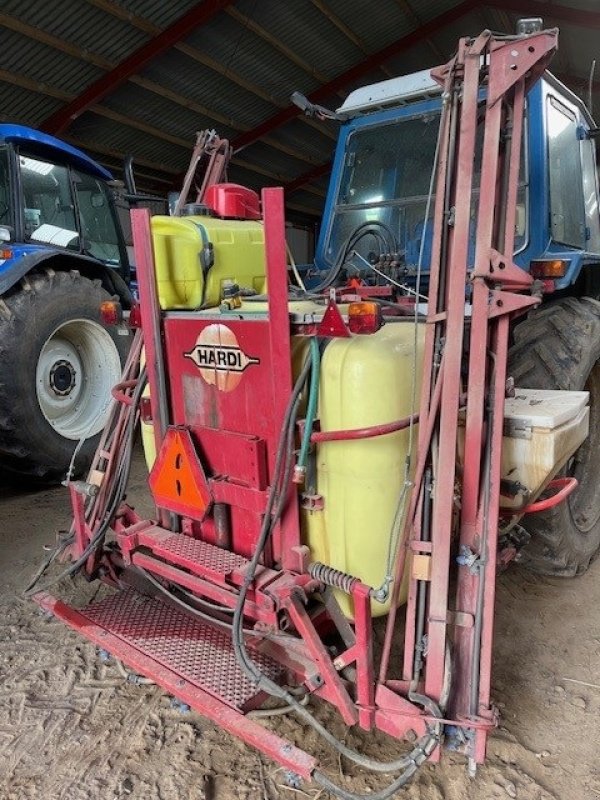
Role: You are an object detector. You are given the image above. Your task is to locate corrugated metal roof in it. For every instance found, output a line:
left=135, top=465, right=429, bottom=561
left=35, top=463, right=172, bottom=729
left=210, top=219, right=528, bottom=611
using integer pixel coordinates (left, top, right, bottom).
left=183, top=12, right=324, bottom=107
left=1, top=0, right=147, bottom=63
left=232, top=0, right=362, bottom=82
left=1, top=0, right=598, bottom=219
left=308, top=0, right=414, bottom=55
left=0, top=27, right=102, bottom=95
left=141, top=50, right=277, bottom=129
left=265, top=119, right=335, bottom=162
left=71, top=112, right=190, bottom=167
left=0, top=82, right=61, bottom=126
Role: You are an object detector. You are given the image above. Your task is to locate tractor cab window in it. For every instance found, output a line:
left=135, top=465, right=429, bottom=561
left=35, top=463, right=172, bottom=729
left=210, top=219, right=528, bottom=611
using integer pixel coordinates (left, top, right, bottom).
left=323, top=110, right=528, bottom=273
left=19, top=155, right=79, bottom=249
left=326, top=114, right=442, bottom=270
left=72, top=169, right=122, bottom=265
left=547, top=96, right=585, bottom=248
left=0, top=148, right=12, bottom=227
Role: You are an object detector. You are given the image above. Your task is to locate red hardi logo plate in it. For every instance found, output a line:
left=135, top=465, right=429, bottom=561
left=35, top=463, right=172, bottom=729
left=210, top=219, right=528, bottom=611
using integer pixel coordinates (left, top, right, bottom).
left=184, top=324, right=260, bottom=392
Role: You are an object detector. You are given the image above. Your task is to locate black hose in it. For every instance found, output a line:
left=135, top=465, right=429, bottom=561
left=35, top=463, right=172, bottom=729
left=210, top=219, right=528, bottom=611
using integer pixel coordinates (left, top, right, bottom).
left=24, top=368, right=147, bottom=596
left=232, top=354, right=312, bottom=681
left=310, top=221, right=398, bottom=293
left=133, top=566, right=265, bottom=637
left=228, top=352, right=443, bottom=782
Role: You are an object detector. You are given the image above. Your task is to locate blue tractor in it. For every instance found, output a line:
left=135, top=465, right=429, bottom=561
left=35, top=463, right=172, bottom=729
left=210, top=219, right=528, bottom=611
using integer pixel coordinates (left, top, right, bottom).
left=0, top=125, right=132, bottom=481
left=300, top=41, right=600, bottom=577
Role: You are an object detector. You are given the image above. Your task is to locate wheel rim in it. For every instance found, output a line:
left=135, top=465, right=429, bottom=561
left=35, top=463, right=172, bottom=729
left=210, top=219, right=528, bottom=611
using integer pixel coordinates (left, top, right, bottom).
left=36, top=319, right=121, bottom=440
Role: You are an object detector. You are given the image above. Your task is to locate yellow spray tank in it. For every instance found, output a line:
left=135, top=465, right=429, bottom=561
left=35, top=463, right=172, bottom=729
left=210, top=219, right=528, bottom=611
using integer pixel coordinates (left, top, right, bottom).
left=303, top=323, right=425, bottom=618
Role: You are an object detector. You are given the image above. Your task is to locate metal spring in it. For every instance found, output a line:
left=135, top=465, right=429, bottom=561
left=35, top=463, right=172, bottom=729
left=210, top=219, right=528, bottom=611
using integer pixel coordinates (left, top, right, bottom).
left=308, top=562, right=358, bottom=594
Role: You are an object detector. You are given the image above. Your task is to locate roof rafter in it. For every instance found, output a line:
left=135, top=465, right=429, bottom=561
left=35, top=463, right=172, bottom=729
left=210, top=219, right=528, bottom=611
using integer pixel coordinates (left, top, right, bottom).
left=0, top=68, right=303, bottom=189
left=284, top=162, right=331, bottom=196
left=84, top=0, right=337, bottom=143
left=232, top=0, right=478, bottom=152
left=309, top=0, right=394, bottom=79
left=225, top=6, right=340, bottom=93
left=390, top=0, right=445, bottom=61
left=42, top=0, right=234, bottom=135
left=2, top=10, right=327, bottom=167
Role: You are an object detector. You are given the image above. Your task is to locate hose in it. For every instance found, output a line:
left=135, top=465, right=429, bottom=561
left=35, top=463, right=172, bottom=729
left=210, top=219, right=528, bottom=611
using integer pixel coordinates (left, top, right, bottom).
left=24, top=359, right=146, bottom=596
left=228, top=352, right=442, bottom=785
left=310, top=221, right=398, bottom=293
left=133, top=565, right=265, bottom=638
left=296, top=337, right=320, bottom=474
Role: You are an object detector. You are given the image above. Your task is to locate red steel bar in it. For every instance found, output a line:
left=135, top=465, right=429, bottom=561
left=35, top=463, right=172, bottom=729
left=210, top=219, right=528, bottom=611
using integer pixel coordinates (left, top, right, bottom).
left=262, top=188, right=301, bottom=567
left=310, top=413, right=418, bottom=443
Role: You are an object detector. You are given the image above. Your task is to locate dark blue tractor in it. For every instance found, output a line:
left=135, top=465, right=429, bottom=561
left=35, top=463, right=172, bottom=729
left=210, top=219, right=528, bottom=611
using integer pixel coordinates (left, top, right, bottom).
left=0, top=125, right=132, bottom=481
left=305, top=64, right=600, bottom=576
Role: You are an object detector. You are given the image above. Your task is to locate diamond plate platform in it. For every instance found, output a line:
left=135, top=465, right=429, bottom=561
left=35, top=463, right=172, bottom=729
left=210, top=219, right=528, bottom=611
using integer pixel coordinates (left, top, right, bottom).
left=34, top=590, right=318, bottom=779
left=82, top=589, right=282, bottom=711
left=153, top=533, right=247, bottom=573
left=135, top=528, right=249, bottom=585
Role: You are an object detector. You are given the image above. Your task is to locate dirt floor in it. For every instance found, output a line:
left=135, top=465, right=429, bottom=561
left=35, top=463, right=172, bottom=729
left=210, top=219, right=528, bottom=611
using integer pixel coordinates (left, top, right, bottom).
left=1, top=451, right=599, bottom=800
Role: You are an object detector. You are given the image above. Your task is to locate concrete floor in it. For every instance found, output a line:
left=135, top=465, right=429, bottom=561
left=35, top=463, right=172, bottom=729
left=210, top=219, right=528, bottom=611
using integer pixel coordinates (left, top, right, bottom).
left=1, top=453, right=599, bottom=799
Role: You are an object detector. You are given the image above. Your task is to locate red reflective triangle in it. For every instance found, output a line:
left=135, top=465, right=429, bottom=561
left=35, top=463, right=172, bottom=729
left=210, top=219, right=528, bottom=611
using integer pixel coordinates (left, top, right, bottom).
left=149, top=427, right=211, bottom=520
left=317, top=298, right=350, bottom=338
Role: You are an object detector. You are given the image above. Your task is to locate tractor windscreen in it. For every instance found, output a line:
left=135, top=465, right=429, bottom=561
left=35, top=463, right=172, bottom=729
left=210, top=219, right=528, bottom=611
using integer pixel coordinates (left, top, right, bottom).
left=322, top=110, right=527, bottom=276
left=17, top=153, right=123, bottom=266
left=0, top=148, right=12, bottom=229
left=19, top=155, right=81, bottom=249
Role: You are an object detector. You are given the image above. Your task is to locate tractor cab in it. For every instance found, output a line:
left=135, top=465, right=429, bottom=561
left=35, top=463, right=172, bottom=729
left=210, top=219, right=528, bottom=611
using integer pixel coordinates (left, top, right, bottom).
left=314, top=68, right=600, bottom=294
left=0, top=125, right=129, bottom=282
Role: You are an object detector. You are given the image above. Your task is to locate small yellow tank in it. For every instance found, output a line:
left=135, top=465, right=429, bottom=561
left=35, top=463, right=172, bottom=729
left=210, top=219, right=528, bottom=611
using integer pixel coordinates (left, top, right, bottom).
left=151, top=215, right=267, bottom=309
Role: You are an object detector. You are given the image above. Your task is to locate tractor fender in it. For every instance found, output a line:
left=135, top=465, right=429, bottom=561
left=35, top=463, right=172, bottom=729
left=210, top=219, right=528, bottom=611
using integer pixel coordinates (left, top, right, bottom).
left=0, top=247, right=132, bottom=306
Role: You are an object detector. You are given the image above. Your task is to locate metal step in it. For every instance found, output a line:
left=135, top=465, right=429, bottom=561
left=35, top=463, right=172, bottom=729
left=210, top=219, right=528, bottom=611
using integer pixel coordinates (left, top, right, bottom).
left=34, top=589, right=317, bottom=778
left=131, top=527, right=249, bottom=586
left=80, top=589, right=283, bottom=712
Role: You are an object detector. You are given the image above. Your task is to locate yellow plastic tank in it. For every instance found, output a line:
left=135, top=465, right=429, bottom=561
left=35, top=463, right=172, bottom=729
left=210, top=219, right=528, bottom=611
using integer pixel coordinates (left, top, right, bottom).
left=304, top=321, right=425, bottom=618
left=150, top=215, right=267, bottom=309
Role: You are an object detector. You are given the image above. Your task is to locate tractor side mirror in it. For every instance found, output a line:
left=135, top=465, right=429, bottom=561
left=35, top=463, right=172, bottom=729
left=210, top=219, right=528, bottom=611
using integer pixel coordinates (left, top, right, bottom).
left=290, top=91, right=347, bottom=122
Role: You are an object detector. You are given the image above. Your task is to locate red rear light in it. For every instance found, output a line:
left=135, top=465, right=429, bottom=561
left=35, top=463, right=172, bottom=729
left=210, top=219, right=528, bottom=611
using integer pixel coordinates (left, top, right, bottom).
left=100, top=300, right=122, bottom=325
left=128, top=302, right=142, bottom=328
left=347, top=301, right=383, bottom=334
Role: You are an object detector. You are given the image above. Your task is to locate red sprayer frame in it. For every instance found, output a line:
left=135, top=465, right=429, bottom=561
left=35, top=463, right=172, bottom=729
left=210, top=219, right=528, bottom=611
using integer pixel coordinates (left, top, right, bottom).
left=35, top=28, right=559, bottom=792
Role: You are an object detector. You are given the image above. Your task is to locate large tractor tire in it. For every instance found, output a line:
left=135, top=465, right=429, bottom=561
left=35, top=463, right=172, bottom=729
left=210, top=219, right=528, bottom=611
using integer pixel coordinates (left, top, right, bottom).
left=0, top=270, right=130, bottom=482
left=508, top=296, right=600, bottom=576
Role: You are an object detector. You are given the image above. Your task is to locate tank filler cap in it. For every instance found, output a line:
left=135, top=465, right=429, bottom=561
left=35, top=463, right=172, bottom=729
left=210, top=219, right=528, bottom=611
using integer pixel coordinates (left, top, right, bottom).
left=204, top=183, right=261, bottom=220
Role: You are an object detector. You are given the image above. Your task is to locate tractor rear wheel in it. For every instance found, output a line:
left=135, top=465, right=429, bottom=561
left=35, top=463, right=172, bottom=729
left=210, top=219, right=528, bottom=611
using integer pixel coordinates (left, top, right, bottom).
left=508, top=296, right=600, bottom=576
left=0, top=270, right=130, bottom=482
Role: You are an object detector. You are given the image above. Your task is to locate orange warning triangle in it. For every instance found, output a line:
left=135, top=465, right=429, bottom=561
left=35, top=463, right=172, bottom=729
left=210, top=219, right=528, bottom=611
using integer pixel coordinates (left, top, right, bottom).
left=149, top=427, right=212, bottom=520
